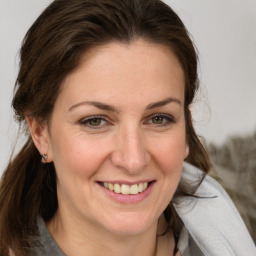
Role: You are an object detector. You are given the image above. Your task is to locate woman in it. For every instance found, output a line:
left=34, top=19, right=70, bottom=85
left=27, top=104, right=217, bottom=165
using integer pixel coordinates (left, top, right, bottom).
left=0, top=0, right=255, bottom=255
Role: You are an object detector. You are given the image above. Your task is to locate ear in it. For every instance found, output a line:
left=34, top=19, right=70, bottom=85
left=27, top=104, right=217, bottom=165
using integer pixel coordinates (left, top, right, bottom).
left=25, top=115, right=52, bottom=162
left=185, top=143, right=189, bottom=158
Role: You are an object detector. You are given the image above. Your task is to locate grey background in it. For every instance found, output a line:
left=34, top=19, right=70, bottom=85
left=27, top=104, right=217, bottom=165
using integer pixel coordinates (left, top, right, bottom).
left=1, top=0, right=256, bottom=175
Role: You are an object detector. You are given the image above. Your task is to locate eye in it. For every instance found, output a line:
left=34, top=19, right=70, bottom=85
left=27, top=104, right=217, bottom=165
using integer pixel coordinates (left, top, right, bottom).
left=79, top=116, right=108, bottom=128
left=88, top=118, right=103, bottom=126
left=146, top=114, right=175, bottom=126
left=152, top=115, right=165, bottom=124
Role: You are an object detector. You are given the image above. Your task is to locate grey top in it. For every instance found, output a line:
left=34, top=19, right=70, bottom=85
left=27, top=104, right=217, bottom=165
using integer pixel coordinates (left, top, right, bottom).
left=36, top=217, right=66, bottom=256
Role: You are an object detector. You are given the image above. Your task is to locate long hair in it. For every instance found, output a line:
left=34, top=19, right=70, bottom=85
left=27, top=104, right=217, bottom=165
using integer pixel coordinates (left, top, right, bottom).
left=0, top=0, right=210, bottom=255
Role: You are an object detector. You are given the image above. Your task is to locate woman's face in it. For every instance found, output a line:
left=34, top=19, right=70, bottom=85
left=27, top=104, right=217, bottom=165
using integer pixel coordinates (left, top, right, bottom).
left=46, top=40, right=188, bottom=236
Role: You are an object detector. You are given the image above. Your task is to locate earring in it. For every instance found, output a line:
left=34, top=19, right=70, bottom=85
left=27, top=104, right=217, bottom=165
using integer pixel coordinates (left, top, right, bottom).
left=42, top=154, right=48, bottom=162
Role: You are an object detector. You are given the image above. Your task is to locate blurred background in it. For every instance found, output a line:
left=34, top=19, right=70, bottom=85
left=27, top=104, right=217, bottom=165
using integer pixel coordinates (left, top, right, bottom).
left=0, top=0, right=255, bottom=240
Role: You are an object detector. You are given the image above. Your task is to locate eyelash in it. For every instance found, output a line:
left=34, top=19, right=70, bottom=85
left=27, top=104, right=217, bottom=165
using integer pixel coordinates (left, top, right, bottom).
left=79, top=115, right=109, bottom=129
left=78, top=114, right=175, bottom=129
left=145, top=114, right=176, bottom=127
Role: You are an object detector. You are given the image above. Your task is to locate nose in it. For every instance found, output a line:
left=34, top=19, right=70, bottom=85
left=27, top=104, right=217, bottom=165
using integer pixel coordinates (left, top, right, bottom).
left=110, top=127, right=151, bottom=174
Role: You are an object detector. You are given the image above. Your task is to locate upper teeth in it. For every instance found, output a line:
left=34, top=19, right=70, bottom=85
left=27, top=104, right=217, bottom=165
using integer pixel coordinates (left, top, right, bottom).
left=103, top=182, right=148, bottom=195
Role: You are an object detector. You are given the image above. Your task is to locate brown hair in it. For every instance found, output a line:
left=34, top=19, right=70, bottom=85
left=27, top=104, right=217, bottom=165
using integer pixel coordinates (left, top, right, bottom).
left=0, top=0, right=210, bottom=255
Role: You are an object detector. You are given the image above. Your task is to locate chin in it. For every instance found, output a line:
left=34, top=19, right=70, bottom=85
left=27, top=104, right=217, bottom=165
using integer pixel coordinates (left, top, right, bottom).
left=102, top=212, right=157, bottom=236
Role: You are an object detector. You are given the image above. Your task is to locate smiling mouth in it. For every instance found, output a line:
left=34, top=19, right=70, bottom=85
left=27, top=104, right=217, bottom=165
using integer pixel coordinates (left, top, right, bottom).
left=99, top=182, right=153, bottom=195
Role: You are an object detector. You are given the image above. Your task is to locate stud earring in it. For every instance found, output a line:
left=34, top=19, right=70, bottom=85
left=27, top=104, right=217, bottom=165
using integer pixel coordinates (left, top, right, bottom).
left=42, top=154, right=48, bottom=162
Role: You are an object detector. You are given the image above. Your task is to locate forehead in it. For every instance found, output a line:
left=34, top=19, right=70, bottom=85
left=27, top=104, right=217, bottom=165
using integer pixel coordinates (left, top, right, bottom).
left=57, top=40, right=185, bottom=110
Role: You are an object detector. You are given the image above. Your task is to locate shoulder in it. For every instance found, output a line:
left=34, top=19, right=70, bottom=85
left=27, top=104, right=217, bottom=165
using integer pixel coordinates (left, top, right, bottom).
left=30, top=217, right=66, bottom=256
left=173, top=162, right=256, bottom=256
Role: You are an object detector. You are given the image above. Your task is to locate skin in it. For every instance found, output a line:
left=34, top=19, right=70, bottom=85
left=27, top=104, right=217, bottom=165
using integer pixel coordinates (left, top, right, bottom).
left=27, top=39, right=187, bottom=256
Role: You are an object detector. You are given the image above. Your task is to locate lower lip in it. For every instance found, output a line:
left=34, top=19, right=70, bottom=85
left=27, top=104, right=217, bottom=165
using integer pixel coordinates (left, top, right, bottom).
left=98, top=182, right=156, bottom=204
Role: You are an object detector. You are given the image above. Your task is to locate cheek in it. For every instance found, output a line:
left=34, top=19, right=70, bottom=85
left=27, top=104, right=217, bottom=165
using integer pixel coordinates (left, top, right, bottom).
left=150, top=133, right=187, bottom=173
left=51, top=133, right=110, bottom=180
left=147, top=134, right=185, bottom=212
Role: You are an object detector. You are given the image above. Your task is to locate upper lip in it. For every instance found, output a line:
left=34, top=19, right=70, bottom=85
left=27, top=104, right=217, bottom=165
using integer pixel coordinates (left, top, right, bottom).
left=97, top=179, right=155, bottom=185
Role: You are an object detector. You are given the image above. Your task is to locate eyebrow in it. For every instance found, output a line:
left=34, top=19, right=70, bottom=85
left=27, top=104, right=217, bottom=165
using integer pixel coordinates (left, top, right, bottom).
left=145, top=97, right=182, bottom=110
left=69, top=101, right=119, bottom=113
left=68, top=97, right=181, bottom=112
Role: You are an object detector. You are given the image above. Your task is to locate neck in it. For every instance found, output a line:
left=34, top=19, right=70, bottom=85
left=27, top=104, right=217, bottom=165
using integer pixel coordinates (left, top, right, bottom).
left=47, top=209, right=160, bottom=256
